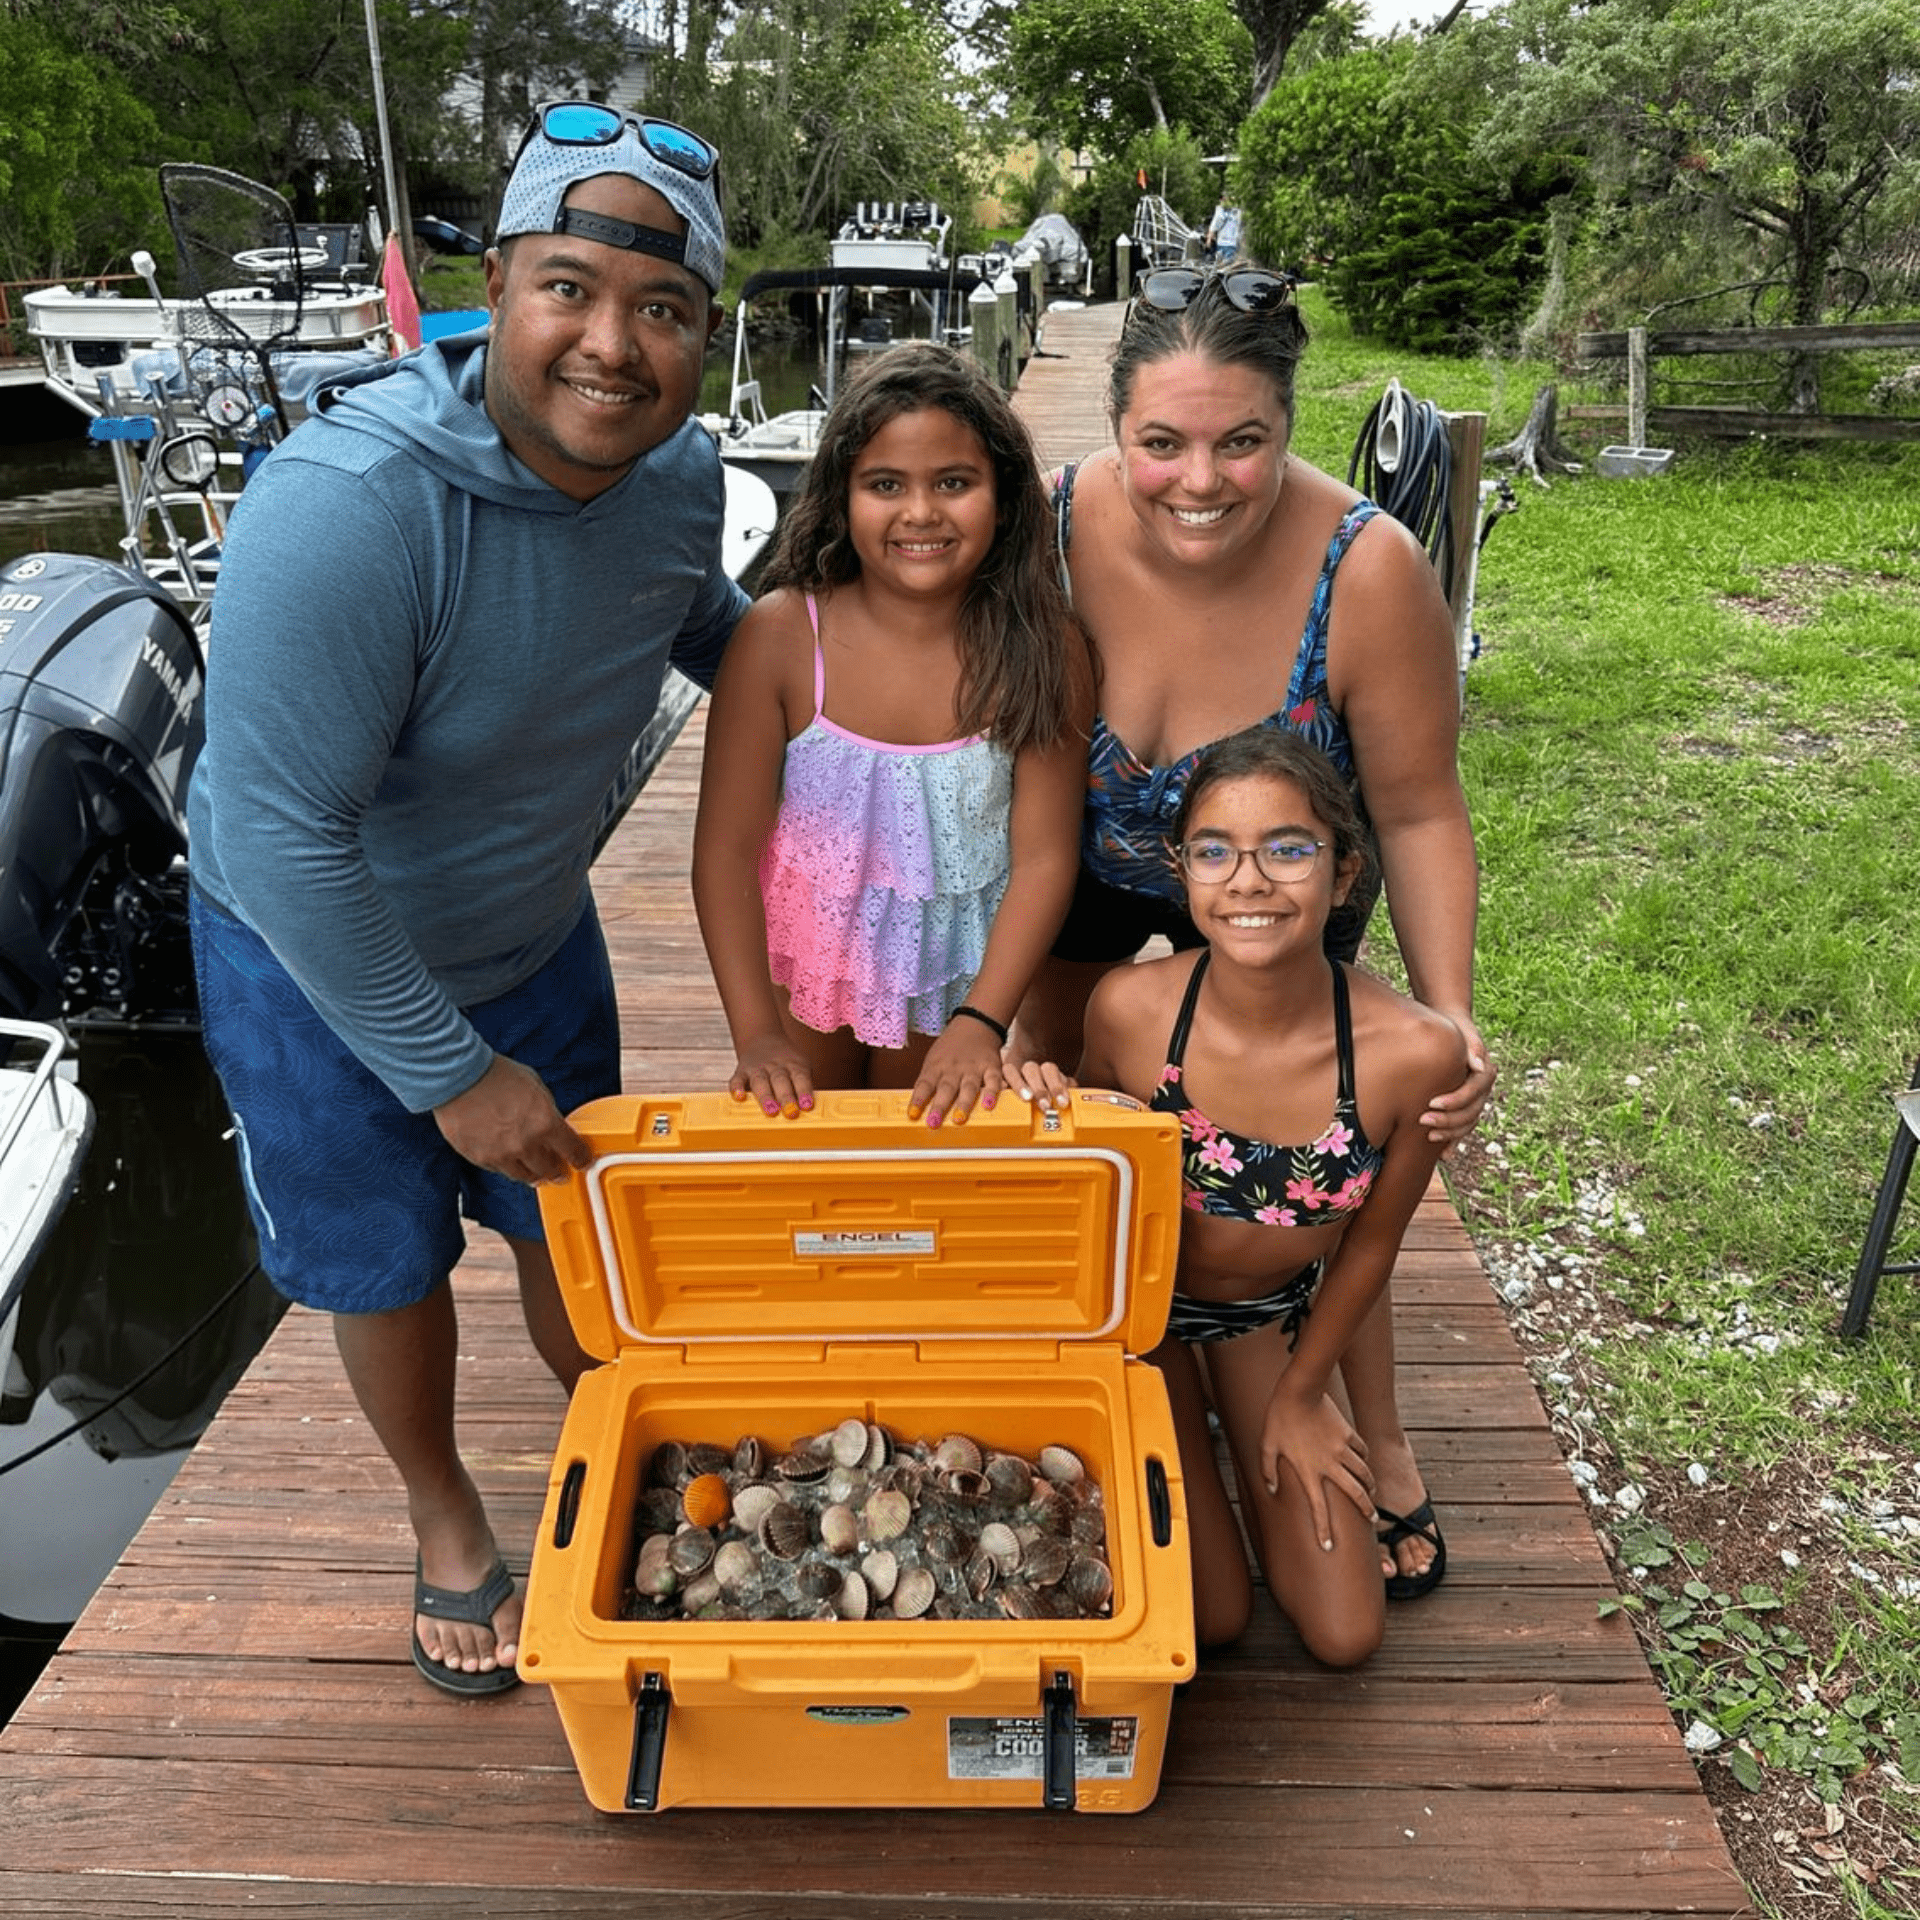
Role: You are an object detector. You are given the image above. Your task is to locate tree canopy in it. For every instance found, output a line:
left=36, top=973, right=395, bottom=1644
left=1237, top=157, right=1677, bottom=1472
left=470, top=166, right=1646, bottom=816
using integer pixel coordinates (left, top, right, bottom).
left=1441, top=0, right=1920, bottom=397
left=1008, top=0, right=1253, bottom=156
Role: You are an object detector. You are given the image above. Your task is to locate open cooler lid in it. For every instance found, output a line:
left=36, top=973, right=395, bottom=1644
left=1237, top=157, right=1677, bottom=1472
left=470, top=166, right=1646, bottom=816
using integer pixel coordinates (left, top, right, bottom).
left=541, top=1090, right=1181, bottom=1364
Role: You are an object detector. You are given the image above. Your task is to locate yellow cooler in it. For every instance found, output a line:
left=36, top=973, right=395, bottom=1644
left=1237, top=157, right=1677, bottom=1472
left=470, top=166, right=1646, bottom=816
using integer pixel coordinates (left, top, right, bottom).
left=518, top=1088, right=1196, bottom=1813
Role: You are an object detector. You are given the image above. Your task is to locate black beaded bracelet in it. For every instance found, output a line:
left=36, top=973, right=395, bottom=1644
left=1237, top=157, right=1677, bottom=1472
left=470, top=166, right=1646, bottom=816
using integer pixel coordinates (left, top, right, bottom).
left=950, top=1004, right=1009, bottom=1045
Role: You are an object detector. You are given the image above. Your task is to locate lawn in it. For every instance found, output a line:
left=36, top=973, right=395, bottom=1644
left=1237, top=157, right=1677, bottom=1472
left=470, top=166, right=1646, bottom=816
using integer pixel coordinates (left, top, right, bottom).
left=1285, top=288, right=1920, bottom=1918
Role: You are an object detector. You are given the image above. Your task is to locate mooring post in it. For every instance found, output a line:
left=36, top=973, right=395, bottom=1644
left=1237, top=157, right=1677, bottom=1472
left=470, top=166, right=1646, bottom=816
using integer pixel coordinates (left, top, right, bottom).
left=1627, top=325, right=1649, bottom=448
left=1443, top=412, right=1488, bottom=687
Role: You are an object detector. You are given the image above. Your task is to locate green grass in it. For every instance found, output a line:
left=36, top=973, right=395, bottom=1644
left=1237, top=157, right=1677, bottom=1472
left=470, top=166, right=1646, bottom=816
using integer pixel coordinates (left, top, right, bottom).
left=1286, top=288, right=1920, bottom=1860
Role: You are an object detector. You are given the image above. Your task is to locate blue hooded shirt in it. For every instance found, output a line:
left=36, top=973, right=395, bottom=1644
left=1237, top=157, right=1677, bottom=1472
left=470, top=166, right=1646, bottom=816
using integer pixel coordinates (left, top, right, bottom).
left=187, top=330, right=747, bottom=1111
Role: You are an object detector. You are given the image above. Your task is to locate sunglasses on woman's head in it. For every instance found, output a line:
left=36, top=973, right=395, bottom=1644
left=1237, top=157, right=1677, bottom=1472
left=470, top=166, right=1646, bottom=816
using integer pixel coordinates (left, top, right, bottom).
left=515, top=102, right=719, bottom=182
left=1133, top=266, right=1298, bottom=316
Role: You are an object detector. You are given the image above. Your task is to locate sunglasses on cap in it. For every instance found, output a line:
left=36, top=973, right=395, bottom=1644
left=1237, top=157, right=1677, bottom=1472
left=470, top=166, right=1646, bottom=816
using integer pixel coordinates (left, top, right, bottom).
left=515, top=102, right=719, bottom=182
left=1132, top=266, right=1298, bottom=316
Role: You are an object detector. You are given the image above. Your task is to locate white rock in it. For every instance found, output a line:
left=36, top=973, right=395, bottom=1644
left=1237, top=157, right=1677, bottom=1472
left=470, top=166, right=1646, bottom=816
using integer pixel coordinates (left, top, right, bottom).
left=1687, top=1463, right=1710, bottom=1488
left=1684, top=1720, right=1723, bottom=1753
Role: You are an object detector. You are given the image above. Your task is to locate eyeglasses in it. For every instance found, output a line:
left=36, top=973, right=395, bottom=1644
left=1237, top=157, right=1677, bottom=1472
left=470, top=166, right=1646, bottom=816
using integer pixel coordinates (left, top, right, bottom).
left=1133, top=266, right=1297, bottom=316
left=1176, top=836, right=1324, bottom=885
left=516, top=102, right=719, bottom=183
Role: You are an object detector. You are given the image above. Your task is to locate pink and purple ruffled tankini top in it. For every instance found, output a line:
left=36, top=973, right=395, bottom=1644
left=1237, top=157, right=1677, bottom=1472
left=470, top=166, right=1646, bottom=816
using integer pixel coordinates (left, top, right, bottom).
left=759, top=595, right=1012, bottom=1049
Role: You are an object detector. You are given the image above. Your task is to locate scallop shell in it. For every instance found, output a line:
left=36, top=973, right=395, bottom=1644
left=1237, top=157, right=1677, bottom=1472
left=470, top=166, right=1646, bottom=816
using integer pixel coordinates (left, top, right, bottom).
left=930, top=1433, right=983, bottom=1475
left=862, top=1488, right=912, bottom=1543
left=679, top=1569, right=723, bottom=1613
left=944, top=1469, right=990, bottom=1504
left=997, top=1585, right=1041, bottom=1620
left=984, top=1452, right=1035, bottom=1502
left=829, top=1416, right=872, bottom=1467
left=686, top=1441, right=732, bottom=1478
left=732, top=1434, right=766, bottom=1478
left=633, top=1533, right=676, bottom=1596
left=921, top=1519, right=964, bottom=1566
left=759, top=1502, right=810, bottom=1561
left=795, top=1560, right=841, bottom=1602
left=712, top=1540, right=757, bottom=1590
left=1071, top=1501, right=1107, bottom=1547
left=731, top=1483, right=782, bottom=1535
left=647, top=1440, right=690, bottom=1489
left=668, top=1525, right=715, bottom=1578
left=861, top=1548, right=899, bottom=1601
left=1065, top=1551, right=1113, bottom=1613
left=1021, top=1534, right=1073, bottom=1587
left=862, top=1422, right=896, bottom=1471
left=775, top=1443, right=831, bottom=1484
left=633, top=1486, right=683, bottom=1536
left=963, top=1548, right=998, bottom=1600
left=1037, top=1444, right=1085, bottom=1485
left=978, top=1521, right=1022, bottom=1574
left=892, top=1566, right=937, bottom=1619
left=819, top=1502, right=861, bottom=1556
left=681, top=1472, right=731, bottom=1529
left=835, top=1571, right=871, bottom=1620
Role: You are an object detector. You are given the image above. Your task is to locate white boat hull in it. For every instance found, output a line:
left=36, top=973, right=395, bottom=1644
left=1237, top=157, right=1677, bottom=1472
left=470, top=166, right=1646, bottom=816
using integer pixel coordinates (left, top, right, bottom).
left=0, top=1020, right=95, bottom=1385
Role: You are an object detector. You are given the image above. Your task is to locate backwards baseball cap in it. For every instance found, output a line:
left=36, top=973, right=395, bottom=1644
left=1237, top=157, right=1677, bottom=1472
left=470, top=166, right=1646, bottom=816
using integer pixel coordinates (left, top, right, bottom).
left=496, top=102, right=726, bottom=293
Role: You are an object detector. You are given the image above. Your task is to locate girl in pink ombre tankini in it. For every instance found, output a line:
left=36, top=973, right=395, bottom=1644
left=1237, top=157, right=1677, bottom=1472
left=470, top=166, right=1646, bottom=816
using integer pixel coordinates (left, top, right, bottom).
left=692, top=344, right=1091, bottom=1128
left=760, top=594, right=1013, bottom=1049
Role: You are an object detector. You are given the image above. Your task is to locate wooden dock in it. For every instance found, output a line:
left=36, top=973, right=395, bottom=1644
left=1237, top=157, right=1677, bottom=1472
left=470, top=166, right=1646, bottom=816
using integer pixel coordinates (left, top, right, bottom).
left=0, top=305, right=1750, bottom=1918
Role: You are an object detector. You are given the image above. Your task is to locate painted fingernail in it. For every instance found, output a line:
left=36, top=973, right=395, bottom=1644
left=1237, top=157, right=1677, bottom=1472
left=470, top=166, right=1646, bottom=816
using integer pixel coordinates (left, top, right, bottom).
left=1321, top=1538, right=1335, bottom=1552
left=1019, top=1087, right=1033, bottom=1101
left=926, top=1110, right=942, bottom=1128
left=907, top=1104, right=923, bottom=1121
left=781, top=1103, right=799, bottom=1120
left=763, top=1101, right=779, bottom=1115
left=799, top=1096, right=814, bottom=1111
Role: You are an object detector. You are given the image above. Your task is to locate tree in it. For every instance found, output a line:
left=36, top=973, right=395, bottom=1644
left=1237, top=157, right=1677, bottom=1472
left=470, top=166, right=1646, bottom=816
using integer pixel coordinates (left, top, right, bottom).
left=1463, top=0, right=1920, bottom=409
left=1236, top=38, right=1574, bottom=350
left=1008, top=0, right=1253, bottom=157
left=645, top=1, right=976, bottom=258
left=1231, top=0, right=1335, bottom=107
left=0, top=14, right=165, bottom=282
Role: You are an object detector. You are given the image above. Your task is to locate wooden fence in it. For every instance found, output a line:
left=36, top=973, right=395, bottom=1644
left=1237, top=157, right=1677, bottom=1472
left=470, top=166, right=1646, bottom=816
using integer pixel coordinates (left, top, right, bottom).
left=1571, top=319, right=1920, bottom=443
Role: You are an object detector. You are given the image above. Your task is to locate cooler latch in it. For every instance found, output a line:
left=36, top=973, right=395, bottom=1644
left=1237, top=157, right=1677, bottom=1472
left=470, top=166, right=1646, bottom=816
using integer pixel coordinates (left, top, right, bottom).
left=1042, top=1668, right=1077, bottom=1811
left=626, top=1671, right=670, bottom=1811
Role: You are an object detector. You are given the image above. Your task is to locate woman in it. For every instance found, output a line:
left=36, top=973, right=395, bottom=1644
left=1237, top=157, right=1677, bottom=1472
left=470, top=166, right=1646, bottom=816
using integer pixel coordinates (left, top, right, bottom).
left=1017, top=262, right=1495, bottom=1598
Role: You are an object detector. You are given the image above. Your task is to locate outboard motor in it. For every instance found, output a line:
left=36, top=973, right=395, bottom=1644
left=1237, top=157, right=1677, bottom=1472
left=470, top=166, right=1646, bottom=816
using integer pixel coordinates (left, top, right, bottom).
left=0, top=553, right=203, bottom=1025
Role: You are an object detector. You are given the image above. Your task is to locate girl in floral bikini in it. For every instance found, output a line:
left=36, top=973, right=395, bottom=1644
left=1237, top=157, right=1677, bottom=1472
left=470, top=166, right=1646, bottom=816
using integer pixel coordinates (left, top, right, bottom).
left=1028, top=726, right=1465, bottom=1664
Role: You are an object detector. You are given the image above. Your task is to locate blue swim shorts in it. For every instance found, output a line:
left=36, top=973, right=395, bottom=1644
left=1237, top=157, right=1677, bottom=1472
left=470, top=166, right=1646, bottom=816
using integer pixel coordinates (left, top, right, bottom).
left=190, top=891, right=620, bottom=1315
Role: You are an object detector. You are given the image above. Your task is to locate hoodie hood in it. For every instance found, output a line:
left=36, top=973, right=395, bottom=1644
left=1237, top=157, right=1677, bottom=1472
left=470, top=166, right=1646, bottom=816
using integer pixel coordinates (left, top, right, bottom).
left=298, top=331, right=583, bottom=514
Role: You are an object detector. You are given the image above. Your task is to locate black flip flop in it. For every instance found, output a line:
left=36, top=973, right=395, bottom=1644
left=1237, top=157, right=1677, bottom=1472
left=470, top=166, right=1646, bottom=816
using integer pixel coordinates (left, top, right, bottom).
left=410, top=1555, right=520, bottom=1696
left=1375, top=1497, right=1447, bottom=1602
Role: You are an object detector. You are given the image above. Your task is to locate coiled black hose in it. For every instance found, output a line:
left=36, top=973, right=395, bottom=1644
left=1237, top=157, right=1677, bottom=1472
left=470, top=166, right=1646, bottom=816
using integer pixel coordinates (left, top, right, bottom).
left=1348, top=379, right=1456, bottom=602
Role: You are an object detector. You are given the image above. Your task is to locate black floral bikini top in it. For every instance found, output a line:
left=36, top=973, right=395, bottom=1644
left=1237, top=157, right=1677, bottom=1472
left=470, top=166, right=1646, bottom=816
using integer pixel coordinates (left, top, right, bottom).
left=1148, top=951, right=1385, bottom=1226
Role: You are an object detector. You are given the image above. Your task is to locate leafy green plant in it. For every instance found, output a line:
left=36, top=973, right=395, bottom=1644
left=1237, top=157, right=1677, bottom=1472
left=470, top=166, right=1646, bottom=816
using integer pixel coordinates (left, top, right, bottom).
left=1604, top=1521, right=1912, bottom=1804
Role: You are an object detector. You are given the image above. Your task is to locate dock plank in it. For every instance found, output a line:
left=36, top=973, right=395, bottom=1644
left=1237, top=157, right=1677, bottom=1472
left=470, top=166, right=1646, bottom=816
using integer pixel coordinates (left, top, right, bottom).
left=0, top=299, right=1750, bottom=1920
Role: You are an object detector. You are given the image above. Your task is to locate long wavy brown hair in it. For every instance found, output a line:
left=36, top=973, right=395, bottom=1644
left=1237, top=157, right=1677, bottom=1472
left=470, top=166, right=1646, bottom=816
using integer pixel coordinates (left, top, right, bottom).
left=759, top=341, right=1076, bottom=754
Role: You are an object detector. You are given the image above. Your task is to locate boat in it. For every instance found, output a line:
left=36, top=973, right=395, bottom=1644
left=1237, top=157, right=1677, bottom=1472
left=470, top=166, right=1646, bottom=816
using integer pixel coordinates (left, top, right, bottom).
left=0, top=1020, right=94, bottom=1395
left=1, top=163, right=776, bottom=1034
left=703, top=201, right=993, bottom=493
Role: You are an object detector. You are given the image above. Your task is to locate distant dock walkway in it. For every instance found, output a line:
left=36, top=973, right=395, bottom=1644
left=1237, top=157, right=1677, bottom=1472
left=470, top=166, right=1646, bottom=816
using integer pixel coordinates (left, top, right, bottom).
left=0, top=300, right=1748, bottom=1919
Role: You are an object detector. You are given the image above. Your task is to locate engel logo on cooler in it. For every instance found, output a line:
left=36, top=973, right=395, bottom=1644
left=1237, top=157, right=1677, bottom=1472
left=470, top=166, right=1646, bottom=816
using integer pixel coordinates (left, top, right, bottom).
left=793, top=1228, right=937, bottom=1258
left=7, top=556, right=47, bottom=580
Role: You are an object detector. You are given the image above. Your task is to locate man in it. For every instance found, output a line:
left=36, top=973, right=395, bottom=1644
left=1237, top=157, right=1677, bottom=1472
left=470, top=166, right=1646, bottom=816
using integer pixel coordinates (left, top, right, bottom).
left=1205, top=200, right=1241, bottom=265
left=187, top=105, right=743, bottom=1694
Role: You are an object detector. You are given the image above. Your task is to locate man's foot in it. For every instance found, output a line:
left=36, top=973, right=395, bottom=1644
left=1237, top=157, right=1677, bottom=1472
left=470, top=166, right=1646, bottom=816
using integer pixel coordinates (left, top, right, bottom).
left=1375, top=1497, right=1447, bottom=1602
left=411, top=1550, right=521, bottom=1695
